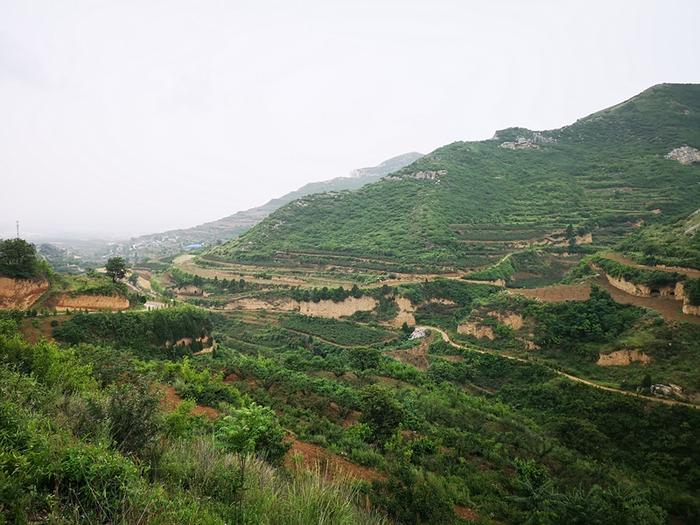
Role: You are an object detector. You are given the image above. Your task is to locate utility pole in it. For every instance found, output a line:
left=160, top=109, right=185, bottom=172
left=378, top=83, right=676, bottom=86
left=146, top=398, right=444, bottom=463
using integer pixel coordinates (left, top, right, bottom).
left=16, top=220, right=19, bottom=239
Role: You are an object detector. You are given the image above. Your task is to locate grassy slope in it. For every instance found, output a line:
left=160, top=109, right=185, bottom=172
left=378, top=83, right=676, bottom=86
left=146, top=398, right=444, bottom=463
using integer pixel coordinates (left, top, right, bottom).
left=208, top=84, right=700, bottom=270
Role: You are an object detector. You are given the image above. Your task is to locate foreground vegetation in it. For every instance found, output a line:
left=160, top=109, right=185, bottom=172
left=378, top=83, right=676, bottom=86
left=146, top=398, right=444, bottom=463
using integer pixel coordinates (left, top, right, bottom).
left=6, top=296, right=696, bottom=524
left=0, top=312, right=387, bottom=524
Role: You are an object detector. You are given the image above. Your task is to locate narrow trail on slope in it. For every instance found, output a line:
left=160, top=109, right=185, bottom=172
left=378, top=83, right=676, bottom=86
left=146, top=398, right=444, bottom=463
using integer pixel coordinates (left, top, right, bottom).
left=417, top=325, right=698, bottom=410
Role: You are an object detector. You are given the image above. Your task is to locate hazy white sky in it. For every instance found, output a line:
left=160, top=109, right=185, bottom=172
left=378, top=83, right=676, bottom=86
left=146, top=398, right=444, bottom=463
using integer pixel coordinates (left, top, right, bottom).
left=1, top=0, right=699, bottom=239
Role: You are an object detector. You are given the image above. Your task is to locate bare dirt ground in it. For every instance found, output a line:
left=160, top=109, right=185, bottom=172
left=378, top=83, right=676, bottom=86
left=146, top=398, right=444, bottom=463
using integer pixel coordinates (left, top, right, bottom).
left=595, top=276, right=700, bottom=324
left=159, top=384, right=221, bottom=420
left=389, top=297, right=416, bottom=327
left=509, top=283, right=592, bottom=302
left=20, top=315, right=70, bottom=343
left=386, top=335, right=432, bottom=371
left=454, top=505, right=480, bottom=522
left=597, top=349, right=651, bottom=366
left=285, top=437, right=383, bottom=482
left=48, top=293, right=130, bottom=312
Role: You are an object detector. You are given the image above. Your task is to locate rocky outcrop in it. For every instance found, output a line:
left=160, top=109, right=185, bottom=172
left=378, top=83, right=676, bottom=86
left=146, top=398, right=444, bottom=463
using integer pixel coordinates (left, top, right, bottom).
left=597, top=349, right=651, bottom=366
left=0, top=277, right=49, bottom=310
left=385, top=170, right=447, bottom=182
left=650, top=383, right=685, bottom=400
left=500, top=137, right=539, bottom=150
left=665, top=146, right=700, bottom=165
left=52, top=294, right=129, bottom=312
left=601, top=275, right=699, bottom=316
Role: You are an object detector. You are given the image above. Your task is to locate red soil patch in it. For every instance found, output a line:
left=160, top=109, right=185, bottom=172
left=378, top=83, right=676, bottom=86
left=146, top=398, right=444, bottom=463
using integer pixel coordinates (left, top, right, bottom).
left=285, top=437, right=383, bottom=482
left=386, top=335, right=432, bottom=371
left=454, top=505, right=479, bottom=521
left=223, top=372, right=240, bottom=383
left=20, top=315, right=70, bottom=344
left=159, top=385, right=220, bottom=421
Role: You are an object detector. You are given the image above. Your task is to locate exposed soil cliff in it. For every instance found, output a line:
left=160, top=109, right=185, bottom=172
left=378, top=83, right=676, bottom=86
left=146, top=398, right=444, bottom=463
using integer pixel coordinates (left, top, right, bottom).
left=597, top=349, right=651, bottom=366
left=457, top=322, right=495, bottom=340
left=391, top=297, right=416, bottom=327
left=51, top=294, right=130, bottom=312
left=226, top=295, right=377, bottom=319
left=602, top=274, right=699, bottom=317
left=0, top=277, right=49, bottom=310
left=487, top=311, right=524, bottom=330
left=603, top=274, right=675, bottom=297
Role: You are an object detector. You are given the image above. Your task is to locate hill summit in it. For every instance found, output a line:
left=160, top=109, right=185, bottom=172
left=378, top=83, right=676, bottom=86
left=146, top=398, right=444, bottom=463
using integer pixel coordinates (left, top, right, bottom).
left=208, top=84, right=700, bottom=271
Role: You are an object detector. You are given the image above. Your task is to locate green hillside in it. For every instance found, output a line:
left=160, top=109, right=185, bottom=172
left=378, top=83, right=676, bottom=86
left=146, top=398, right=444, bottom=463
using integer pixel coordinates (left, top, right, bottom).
left=208, top=84, right=700, bottom=271
left=119, top=152, right=423, bottom=259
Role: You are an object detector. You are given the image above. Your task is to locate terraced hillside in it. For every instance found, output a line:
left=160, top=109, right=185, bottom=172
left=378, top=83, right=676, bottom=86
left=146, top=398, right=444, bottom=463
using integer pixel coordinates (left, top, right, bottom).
left=208, top=84, right=700, bottom=271
left=120, top=152, right=423, bottom=259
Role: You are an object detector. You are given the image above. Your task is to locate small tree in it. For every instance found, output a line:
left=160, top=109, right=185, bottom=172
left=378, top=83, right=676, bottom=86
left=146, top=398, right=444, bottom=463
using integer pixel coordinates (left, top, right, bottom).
left=360, top=384, right=404, bottom=447
left=565, top=224, right=576, bottom=247
left=349, top=347, right=381, bottom=371
left=107, top=380, right=160, bottom=457
left=0, top=238, right=40, bottom=278
left=105, top=257, right=127, bottom=283
left=215, top=403, right=289, bottom=464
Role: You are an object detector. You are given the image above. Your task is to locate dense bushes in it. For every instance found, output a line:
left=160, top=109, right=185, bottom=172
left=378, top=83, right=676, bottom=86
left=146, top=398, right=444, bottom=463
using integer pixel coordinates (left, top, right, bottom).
left=170, top=267, right=254, bottom=294
left=685, top=278, right=700, bottom=306
left=525, top=286, right=641, bottom=348
left=400, top=279, right=497, bottom=307
left=281, top=314, right=392, bottom=346
left=53, top=306, right=212, bottom=350
left=0, top=321, right=386, bottom=524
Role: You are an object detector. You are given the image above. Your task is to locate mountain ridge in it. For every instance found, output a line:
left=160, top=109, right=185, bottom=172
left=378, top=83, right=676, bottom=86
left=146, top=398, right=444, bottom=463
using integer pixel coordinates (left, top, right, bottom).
left=119, top=152, right=424, bottom=259
left=208, top=83, right=700, bottom=271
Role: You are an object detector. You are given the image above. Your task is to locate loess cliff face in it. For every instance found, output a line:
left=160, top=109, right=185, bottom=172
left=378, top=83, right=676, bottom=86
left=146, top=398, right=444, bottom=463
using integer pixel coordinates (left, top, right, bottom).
left=0, top=277, right=49, bottom=310
left=50, top=294, right=130, bottom=312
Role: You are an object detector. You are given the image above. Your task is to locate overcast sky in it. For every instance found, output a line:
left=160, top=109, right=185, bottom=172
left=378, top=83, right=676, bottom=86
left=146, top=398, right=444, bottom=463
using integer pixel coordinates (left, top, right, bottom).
left=1, top=0, right=699, bottom=239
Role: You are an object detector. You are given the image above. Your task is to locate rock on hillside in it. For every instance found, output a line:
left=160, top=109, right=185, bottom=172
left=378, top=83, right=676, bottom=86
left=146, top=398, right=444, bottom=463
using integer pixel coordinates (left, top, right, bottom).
left=665, top=145, right=700, bottom=165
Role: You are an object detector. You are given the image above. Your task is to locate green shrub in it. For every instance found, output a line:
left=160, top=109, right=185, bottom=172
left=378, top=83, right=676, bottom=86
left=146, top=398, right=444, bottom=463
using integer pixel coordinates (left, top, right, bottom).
left=215, top=403, right=289, bottom=464
left=107, top=379, right=161, bottom=457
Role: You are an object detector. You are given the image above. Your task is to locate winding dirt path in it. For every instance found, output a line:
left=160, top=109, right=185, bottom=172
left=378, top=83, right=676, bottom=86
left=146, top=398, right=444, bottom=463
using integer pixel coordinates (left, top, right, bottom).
left=418, top=325, right=698, bottom=409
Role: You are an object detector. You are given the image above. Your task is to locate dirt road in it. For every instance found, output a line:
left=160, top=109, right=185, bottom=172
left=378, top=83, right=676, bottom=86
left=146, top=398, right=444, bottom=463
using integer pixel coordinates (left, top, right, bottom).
left=419, top=325, right=698, bottom=409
